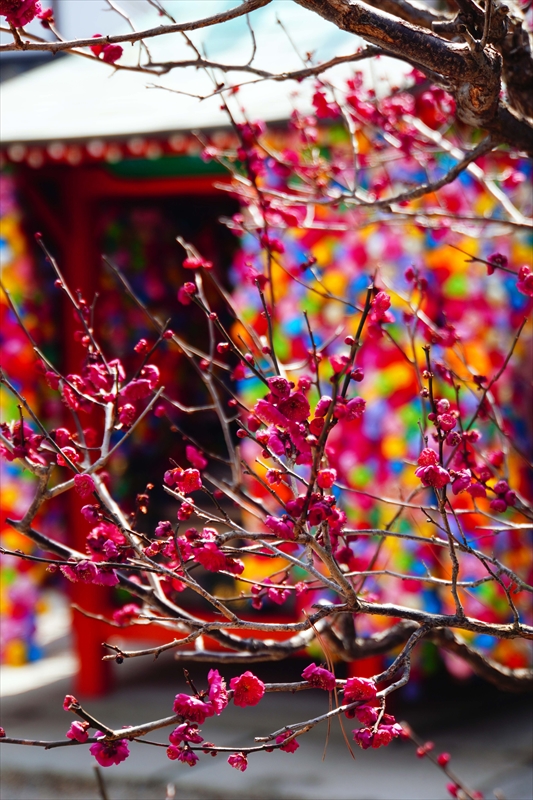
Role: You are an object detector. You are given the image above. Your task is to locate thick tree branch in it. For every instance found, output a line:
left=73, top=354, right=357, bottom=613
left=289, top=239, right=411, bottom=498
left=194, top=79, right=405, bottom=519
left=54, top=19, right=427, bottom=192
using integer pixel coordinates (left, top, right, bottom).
left=430, top=628, right=533, bottom=692
left=294, top=0, right=469, bottom=79
left=363, top=0, right=449, bottom=29
left=293, top=0, right=533, bottom=152
left=322, top=617, right=533, bottom=692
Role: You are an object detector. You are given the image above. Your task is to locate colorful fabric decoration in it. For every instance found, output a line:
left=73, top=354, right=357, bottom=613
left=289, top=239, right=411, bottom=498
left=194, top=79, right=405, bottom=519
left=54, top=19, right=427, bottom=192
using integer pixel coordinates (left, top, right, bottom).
left=229, top=121, right=532, bottom=679
left=0, top=168, right=46, bottom=664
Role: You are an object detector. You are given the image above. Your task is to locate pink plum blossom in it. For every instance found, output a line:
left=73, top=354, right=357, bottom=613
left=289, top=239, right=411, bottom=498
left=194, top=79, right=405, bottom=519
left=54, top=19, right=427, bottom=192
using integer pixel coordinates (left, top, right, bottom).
left=194, top=541, right=227, bottom=572
left=228, top=752, right=248, bottom=771
left=112, top=604, right=139, bottom=626
left=167, top=745, right=199, bottom=765
left=185, top=445, right=208, bottom=470
left=230, top=671, right=265, bottom=707
left=517, top=266, right=533, bottom=296
left=267, top=376, right=291, bottom=399
left=354, top=705, right=379, bottom=725
left=164, top=467, right=202, bottom=493
left=344, top=677, right=378, bottom=703
left=264, top=515, right=295, bottom=539
left=169, top=724, right=203, bottom=745
left=452, top=469, right=472, bottom=495
left=276, top=731, right=300, bottom=752
left=63, top=694, right=78, bottom=711
left=183, top=256, right=212, bottom=270
left=277, top=391, right=310, bottom=422
left=208, top=669, right=228, bottom=714
left=317, top=468, right=337, bottom=489
left=254, top=399, right=289, bottom=428
left=74, top=473, right=95, bottom=498
left=118, top=404, right=136, bottom=426
left=301, top=663, right=336, bottom=691
left=120, top=379, right=152, bottom=401
left=0, top=0, right=42, bottom=27
left=415, top=463, right=451, bottom=489
left=66, top=721, right=89, bottom=743
left=173, top=694, right=215, bottom=724
left=90, top=733, right=130, bottom=767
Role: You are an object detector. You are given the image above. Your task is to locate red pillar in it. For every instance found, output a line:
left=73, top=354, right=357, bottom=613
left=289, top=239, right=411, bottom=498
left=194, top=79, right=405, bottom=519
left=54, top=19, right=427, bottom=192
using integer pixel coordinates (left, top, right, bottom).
left=61, top=168, right=112, bottom=697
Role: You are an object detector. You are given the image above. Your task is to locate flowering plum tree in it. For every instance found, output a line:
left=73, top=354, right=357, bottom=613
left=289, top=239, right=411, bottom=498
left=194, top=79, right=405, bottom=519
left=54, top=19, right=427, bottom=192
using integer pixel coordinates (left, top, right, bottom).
left=0, top=2, right=532, bottom=799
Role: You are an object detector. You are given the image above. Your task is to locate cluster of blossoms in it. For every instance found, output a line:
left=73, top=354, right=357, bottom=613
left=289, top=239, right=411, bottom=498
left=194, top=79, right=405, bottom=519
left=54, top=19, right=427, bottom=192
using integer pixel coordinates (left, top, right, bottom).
left=168, top=670, right=265, bottom=770
left=44, top=350, right=160, bottom=423
left=172, top=670, right=264, bottom=727
left=415, top=745, right=484, bottom=799
left=60, top=671, right=268, bottom=771
left=164, top=466, right=202, bottom=494
left=247, top=374, right=367, bottom=466
left=265, top=490, right=346, bottom=541
left=488, top=480, right=517, bottom=514
left=344, top=71, right=455, bottom=153
left=0, top=420, right=45, bottom=464
left=163, top=664, right=312, bottom=772
left=414, top=396, right=518, bottom=513
left=0, top=333, right=172, bottom=602
left=85, top=520, right=128, bottom=560
left=343, top=677, right=403, bottom=750
left=1, top=350, right=161, bottom=475
left=59, top=558, right=119, bottom=587
left=145, top=525, right=244, bottom=580
left=62, top=695, right=130, bottom=767
left=287, top=72, right=457, bottom=196
left=300, top=667, right=403, bottom=751
left=0, top=0, right=52, bottom=27
left=367, top=291, right=395, bottom=338
left=250, top=576, right=297, bottom=609
left=251, top=376, right=313, bottom=464
left=216, top=74, right=458, bottom=206
left=238, top=373, right=367, bottom=548
left=55, top=518, right=131, bottom=587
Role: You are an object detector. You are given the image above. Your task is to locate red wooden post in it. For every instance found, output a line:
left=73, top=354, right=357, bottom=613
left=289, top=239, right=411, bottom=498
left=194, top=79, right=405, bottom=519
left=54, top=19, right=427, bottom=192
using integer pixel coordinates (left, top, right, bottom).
left=58, top=164, right=241, bottom=694
left=61, top=167, right=112, bottom=697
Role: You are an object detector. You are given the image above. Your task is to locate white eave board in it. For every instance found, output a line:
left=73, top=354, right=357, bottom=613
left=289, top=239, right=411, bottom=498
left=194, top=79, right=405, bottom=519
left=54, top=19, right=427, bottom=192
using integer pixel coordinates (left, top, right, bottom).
left=0, top=0, right=409, bottom=145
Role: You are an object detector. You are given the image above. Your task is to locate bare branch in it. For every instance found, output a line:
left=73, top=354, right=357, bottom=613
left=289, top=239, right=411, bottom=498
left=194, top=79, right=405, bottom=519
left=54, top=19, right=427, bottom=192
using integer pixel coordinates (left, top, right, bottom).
left=0, top=0, right=273, bottom=54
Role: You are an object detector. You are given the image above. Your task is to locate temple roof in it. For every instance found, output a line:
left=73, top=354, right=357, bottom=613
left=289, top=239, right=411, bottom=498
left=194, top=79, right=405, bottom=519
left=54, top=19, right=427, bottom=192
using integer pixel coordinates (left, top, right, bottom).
left=1, top=1, right=404, bottom=149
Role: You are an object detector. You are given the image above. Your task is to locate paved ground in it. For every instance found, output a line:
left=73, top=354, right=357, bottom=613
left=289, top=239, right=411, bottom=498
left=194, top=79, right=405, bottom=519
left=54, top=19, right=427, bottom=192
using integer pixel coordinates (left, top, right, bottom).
left=1, top=612, right=532, bottom=800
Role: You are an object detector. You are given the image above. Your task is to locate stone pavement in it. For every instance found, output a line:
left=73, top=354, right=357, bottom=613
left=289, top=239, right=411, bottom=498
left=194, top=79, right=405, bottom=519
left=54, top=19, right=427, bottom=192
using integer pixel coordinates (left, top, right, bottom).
left=1, top=646, right=532, bottom=800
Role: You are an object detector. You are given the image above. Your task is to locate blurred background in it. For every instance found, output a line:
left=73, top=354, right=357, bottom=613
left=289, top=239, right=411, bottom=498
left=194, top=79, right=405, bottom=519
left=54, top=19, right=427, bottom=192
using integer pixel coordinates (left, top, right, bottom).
left=1, top=2, right=532, bottom=798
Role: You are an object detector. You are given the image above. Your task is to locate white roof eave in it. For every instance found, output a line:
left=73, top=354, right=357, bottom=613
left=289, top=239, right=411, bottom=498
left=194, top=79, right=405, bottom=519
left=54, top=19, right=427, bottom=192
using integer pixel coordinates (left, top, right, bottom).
left=1, top=55, right=291, bottom=144
left=0, top=1, right=408, bottom=146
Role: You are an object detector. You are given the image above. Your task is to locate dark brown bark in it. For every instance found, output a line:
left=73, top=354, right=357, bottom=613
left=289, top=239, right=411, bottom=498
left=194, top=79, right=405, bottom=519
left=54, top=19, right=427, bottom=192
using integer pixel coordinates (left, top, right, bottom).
left=293, top=0, right=533, bottom=154
left=322, top=616, right=533, bottom=692
left=362, top=0, right=448, bottom=29
left=500, top=16, right=533, bottom=121
left=429, top=628, right=533, bottom=693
